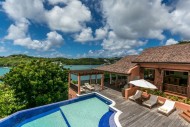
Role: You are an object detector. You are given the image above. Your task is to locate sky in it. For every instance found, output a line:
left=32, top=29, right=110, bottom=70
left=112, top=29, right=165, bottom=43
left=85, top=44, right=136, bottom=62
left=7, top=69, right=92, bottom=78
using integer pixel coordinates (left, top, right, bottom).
left=0, top=0, right=189, bottom=58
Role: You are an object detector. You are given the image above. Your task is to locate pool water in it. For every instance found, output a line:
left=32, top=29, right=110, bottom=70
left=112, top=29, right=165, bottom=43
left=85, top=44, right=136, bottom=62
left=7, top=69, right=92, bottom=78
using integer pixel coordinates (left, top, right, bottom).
left=17, top=97, right=111, bottom=127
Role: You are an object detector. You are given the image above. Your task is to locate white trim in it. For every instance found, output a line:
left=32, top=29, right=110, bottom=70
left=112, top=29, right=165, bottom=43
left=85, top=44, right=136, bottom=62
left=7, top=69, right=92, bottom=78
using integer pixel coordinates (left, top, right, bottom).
left=77, top=92, right=122, bottom=127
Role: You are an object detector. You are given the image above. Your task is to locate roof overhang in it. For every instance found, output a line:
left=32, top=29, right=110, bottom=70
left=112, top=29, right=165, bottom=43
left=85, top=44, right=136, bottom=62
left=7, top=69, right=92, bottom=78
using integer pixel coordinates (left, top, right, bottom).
left=69, top=69, right=104, bottom=76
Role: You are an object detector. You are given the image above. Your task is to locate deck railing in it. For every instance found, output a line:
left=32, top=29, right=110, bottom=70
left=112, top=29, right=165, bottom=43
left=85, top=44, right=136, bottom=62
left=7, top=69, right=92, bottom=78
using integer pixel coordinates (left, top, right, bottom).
left=70, top=83, right=78, bottom=92
left=163, top=83, right=187, bottom=96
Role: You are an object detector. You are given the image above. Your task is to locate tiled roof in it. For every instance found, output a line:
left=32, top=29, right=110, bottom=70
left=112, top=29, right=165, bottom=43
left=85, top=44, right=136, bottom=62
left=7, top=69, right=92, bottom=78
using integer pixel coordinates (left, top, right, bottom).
left=133, top=44, right=190, bottom=64
left=94, top=55, right=137, bottom=74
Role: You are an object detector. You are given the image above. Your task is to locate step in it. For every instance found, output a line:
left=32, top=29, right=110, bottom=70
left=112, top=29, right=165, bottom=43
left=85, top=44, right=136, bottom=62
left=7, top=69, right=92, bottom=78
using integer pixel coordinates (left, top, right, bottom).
left=187, top=110, right=190, bottom=113
left=179, top=113, right=190, bottom=123
left=184, top=111, right=190, bottom=117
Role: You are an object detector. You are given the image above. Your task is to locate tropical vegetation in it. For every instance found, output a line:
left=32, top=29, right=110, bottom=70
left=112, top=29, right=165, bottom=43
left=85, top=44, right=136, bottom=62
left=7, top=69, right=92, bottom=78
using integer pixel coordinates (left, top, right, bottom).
left=0, top=54, right=120, bottom=67
left=0, top=60, right=69, bottom=118
left=145, top=89, right=190, bottom=105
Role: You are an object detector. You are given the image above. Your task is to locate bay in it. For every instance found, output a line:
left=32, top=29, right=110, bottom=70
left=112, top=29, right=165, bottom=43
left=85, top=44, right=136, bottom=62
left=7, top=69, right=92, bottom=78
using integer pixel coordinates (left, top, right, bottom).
left=0, top=65, right=102, bottom=81
left=64, top=65, right=101, bottom=81
left=0, top=67, right=10, bottom=76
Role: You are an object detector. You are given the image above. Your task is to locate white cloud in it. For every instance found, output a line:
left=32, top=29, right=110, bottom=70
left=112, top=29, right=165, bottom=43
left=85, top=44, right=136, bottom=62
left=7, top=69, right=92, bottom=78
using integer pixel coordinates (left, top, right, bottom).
left=102, top=31, right=147, bottom=50
left=48, top=0, right=71, bottom=5
left=75, top=27, right=108, bottom=43
left=102, top=0, right=171, bottom=40
left=13, top=31, right=64, bottom=51
left=49, top=51, right=72, bottom=58
left=45, top=31, right=64, bottom=50
left=95, top=27, right=107, bottom=40
left=5, top=21, right=64, bottom=51
left=5, top=20, right=29, bottom=40
left=0, top=47, right=7, bottom=52
left=46, top=1, right=91, bottom=32
left=170, top=1, right=190, bottom=39
left=2, top=0, right=45, bottom=23
left=74, top=27, right=93, bottom=42
left=165, top=38, right=178, bottom=45
left=78, top=48, right=141, bottom=58
left=3, top=0, right=91, bottom=33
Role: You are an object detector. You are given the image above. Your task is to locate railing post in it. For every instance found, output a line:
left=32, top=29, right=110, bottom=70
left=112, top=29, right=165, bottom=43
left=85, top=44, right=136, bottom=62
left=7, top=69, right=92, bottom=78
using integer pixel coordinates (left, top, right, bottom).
left=78, top=75, right=81, bottom=95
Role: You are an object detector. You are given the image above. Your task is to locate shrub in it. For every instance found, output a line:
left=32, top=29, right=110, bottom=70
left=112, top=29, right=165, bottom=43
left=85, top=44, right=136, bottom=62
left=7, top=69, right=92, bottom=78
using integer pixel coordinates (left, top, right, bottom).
left=0, top=83, right=24, bottom=118
left=3, top=60, right=69, bottom=108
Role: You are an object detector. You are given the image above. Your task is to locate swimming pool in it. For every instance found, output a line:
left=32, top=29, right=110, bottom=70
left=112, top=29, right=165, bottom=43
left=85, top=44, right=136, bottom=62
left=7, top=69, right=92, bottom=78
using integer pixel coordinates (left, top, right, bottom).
left=0, top=93, right=122, bottom=127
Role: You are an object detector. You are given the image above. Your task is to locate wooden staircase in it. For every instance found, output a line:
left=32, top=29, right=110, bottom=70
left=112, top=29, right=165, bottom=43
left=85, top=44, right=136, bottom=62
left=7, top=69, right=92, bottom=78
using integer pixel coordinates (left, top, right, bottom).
left=179, top=110, right=190, bottom=123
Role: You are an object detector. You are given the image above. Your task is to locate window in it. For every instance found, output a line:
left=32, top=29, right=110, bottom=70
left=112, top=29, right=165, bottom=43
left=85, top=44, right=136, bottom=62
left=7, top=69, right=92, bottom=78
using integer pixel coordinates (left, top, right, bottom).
left=144, top=69, right=155, bottom=81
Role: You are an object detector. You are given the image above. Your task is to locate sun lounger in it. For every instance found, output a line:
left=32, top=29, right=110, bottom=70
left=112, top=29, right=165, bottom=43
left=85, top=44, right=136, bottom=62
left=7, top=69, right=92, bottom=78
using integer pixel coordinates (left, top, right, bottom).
left=80, top=87, right=85, bottom=93
left=85, top=83, right=95, bottom=91
left=129, top=90, right=143, bottom=101
left=157, top=100, right=176, bottom=116
left=142, top=95, right=158, bottom=108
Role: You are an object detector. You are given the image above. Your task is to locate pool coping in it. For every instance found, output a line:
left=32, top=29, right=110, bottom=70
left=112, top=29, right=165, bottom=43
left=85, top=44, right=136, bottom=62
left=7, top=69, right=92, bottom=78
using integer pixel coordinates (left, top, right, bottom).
left=0, top=92, right=122, bottom=127
left=77, top=92, right=122, bottom=127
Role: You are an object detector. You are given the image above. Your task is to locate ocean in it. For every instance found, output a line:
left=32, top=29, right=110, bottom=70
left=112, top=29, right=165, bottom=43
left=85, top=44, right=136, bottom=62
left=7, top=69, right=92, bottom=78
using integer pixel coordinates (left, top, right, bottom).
left=0, top=65, right=101, bottom=80
left=0, top=67, right=10, bottom=76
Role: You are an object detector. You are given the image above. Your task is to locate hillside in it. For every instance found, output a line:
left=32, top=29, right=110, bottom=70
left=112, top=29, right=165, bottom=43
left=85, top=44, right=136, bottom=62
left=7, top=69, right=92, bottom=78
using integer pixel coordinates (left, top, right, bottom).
left=0, top=54, right=121, bottom=67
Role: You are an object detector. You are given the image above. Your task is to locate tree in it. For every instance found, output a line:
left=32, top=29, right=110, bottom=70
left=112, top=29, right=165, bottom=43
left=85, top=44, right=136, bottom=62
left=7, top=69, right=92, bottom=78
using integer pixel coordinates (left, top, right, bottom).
left=178, top=41, right=190, bottom=44
left=0, top=83, right=24, bottom=118
left=3, top=60, right=68, bottom=108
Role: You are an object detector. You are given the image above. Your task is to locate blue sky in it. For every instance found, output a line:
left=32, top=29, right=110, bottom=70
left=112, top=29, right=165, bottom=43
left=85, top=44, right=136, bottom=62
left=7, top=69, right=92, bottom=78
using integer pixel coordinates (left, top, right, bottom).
left=0, top=0, right=189, bottom=58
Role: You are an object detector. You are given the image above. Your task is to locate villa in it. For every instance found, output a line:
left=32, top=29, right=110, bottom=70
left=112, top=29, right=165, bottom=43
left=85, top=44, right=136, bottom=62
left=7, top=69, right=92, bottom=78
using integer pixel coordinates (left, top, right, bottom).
left=132, top=43, right=190, bottom=98
left=67, top=43, right=190, bottom=126
left=1, top=44, right=190, bottom=127
left=68, top=43, right=190, bottom=99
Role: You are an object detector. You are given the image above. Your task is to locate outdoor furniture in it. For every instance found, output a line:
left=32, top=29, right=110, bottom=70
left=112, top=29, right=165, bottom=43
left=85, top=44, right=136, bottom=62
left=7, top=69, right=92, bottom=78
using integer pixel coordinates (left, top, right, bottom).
left=157, top=100, right=176, bottom=116
left=85, top=83, right=95, bottom=91
left=142, top=94, right=158, bottom=108
left=129, top=79, right=157, bottom=89
left=80, top=87, right=86, bottom=93
left=129, top=90, right=143, bottom=101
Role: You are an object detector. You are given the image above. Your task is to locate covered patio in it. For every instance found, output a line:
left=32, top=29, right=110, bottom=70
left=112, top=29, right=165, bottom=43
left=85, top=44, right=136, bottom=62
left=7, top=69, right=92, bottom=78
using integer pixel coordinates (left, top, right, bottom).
left=95, top=55, right=139, bottom=90
left=68, top=69, right=104, bottom=99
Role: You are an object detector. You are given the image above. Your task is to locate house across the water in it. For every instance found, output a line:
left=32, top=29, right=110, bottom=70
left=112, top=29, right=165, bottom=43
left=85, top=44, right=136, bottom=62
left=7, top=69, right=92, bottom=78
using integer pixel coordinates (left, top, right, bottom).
left=68, top=43, right=190, bottom=98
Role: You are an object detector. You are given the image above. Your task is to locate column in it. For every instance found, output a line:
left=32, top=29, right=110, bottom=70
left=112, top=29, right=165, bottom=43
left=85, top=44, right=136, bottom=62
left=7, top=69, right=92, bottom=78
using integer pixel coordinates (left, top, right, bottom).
left=140, top=68, right=144, bottom=79
left=188, top=71, right=190, bottom=98
left=101, top=74, right=104, bottom=90
left=68, top=72, right=71, bottom=88
left=160, top=70, right=164, bottom=91
left=68, top=72, right=71, bottom=99
left=109, top=73, right=112, bottom=85
left=95, top=74, right=97, bottom=84
left=116, top=74, right=118, bottom=81
left=78, top=75, right=81, bottom=95
left=89, top=75, right=92, bottom=84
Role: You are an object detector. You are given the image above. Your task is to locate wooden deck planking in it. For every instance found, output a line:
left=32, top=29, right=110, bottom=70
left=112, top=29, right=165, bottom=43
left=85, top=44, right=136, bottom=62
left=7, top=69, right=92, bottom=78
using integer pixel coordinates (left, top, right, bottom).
left=99, top=88, right=190, bottom=127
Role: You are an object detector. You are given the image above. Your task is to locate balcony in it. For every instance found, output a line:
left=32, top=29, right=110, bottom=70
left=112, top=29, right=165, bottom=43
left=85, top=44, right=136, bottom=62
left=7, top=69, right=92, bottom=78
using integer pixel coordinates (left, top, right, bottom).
left=163, top=83, right=187, bottom=96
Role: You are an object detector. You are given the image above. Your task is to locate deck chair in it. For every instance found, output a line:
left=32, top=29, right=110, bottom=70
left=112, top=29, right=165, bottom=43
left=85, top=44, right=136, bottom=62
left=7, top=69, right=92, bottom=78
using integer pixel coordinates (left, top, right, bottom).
left=129, top=90, right=143, bottom=101
left=80, top=86, right=86, bottom=93
left=142, top=95, right=158, bottom=108
left=85, top=83, right=95, bottom=91
left=157, top=100, right=176, bottom=116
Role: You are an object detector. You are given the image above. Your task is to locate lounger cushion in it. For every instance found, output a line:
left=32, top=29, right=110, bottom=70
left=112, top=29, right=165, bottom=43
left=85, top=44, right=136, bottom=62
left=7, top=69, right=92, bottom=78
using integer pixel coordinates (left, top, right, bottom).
left=129, top=90, right=143, bottom=101
left=157, top=100, right=175, bottom=115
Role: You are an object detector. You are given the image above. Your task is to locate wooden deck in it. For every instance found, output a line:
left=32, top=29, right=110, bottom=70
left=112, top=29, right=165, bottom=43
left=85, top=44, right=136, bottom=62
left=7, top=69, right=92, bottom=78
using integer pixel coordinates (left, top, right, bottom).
left=99, top=88, right=190, bottom=127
